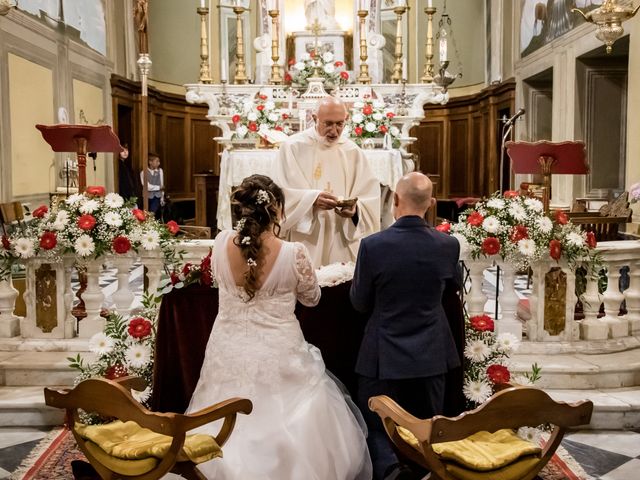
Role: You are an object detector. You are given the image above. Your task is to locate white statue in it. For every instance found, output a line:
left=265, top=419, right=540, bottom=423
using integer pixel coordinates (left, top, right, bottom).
left=304, top=0, right=340, bottom=31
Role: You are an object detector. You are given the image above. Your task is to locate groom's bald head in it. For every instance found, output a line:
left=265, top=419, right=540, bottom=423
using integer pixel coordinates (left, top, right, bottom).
left=314, top=98, right=348, bottom=144
left=394, top=172, right=435, bottom=219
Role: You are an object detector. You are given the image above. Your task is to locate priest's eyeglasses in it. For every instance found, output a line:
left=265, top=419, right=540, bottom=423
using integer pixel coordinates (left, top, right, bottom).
left=322, top=121, right=345, bottom=129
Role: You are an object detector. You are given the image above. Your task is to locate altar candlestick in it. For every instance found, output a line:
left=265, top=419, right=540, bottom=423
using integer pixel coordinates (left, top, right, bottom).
left=200, top=0, right=205, bottom=7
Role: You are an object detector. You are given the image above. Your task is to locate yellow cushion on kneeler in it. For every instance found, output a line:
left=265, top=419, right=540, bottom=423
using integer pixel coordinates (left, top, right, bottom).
left=75, top=420, right=222, bottom=464
left=84, top=441, right=159, bottom=477
left=443, top=455, right=541, bottom=480
left=396, top=427, right=541, bottom=471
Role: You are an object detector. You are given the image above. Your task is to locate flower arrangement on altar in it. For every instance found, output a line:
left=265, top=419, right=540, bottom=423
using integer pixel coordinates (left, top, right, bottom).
left=346, top=99, right=401, bottom=149
left=285, top=50, right=350, bottom=90
left=0, top=187, right=180, bottom=280
left=231, top=94, right=292, bottom=140
left=463, top=313, right=541, bottom=408
left=438, top=191, right=600, bottom=272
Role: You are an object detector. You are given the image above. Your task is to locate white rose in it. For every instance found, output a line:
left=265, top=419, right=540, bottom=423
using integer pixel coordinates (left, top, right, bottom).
left=323, top=64, right=335, bottom=74
left=390, top=126, right=400, bottom=137
left=268, top=112, right=279, bottom=122
left=247, top=112, right=258, bottom=122
left=322, top=51, right=334, bottom=63
left=236, top=125, right=248, bottom=138
left=294, top=62, right=305, bottom=71
left=264, top=101, right=276, bottom=111
left=365, top=122, right=376, bottom=133
left=351, top=113, right=364, bottom=124
left=372, top=112, right=383, bottom=121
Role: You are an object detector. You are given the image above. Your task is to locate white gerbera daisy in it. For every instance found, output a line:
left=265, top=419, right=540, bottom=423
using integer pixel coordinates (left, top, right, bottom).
left=267, top=112, right=279, bottom=123
left=104, top=212, right=123, bottom=227
left=535, top=217, right=553, bottom=234
left=463, top=379, right=493, bottom=404
left=74, top=234, right=95, bottom=257
left=264, top=101, right=275, bottom=111
left=13, top=238, right=35, bottom=258
left=323, top=63, right=335, bottom=74
left=322, top=51, right=334, bottom=62
left=125, top=344, right=151, bottom=368
left=508, top=204, right=527, bottom=221
left=464, top=339, right=491, bottom=362
left=140, top=230, right=160, bottom=250
left=495, top=332, right=520, bottom=354
left=518, top=238, right=536, bottom=257
left=53, top=220, right=66, bottom=231
left=567, top=232, right=585, bottom=247
left=79, top=199, right=99, bottom=214
left=372, top=112, right=384, bottom=121
left=365, top=122, right=376, bottom=133
left=486, top=198, right=505, bottom=209
left=56, top=210, right=70, bottom=224
left=482, top=216, right=501, bottom=234
left=524, top=198, right=543, bottom=212
left=131, top=386, right=152, bottom=404
left=247, top=112, right=258, bottom=122
left=66, top=193, right=84, bottom=206
left=294, top=61, right=305, bottom=71
left=89, top=332, right=114, bottom=356
left=104, top=193, right=124, bottom=208
left=351, top=113, right=364, bottom=124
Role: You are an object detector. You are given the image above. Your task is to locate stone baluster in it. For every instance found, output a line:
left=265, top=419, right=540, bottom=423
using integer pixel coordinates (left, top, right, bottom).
left=62, top=256, right=77, bottom=338
left=78, top=257, right=106, bottom=338
left=601, top=260, right=628, bottom=338
left=142, top=251, right=164, bottom=298
left=111, top=254, right=135, bottom=316
left=0, top=276, right=20, bottom=337
left=466, top=260, right=490, bottom=317
left=495, top=261, right=522, bottom=339
left=623, top=259, right=640, bottom=336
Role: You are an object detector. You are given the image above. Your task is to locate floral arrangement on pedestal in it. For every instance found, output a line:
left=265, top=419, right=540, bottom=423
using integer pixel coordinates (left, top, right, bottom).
left=346, top=99, right=401, bottom=149
left=0, top=187, right=180, bottom=279
left=285, top=50, right=350, bottom=90
left=231, top=94, right=292, bottom=140
left=439, top=191, right=600, bottom=273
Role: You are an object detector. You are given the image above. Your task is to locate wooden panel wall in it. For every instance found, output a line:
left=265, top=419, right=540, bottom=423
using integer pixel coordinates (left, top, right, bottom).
left=111, top=75, right=221, bottom=202
left=412, top=80, right=515, bottom=199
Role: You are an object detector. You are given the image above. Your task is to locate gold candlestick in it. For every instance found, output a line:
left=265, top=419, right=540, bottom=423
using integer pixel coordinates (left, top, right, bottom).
left=421, top=6, right=436, bottom=83
left=268, top=10, right=282, bottom=84
left=233, top=5, right=248, bottom=84
left=197, top=7, right=212, bottom=83
left=391, top=5, right=408, bottom=84
left=357, top=10, right=371, bottom=84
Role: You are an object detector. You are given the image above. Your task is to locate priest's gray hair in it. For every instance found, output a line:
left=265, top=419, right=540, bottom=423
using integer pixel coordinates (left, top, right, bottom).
left=312, top=97, right=347, bottom=116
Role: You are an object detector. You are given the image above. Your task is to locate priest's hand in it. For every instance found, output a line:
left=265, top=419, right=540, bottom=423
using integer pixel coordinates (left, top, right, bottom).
left=314, top=191, right=339, bottom=210
left=335, top=203, right=357, bottom=218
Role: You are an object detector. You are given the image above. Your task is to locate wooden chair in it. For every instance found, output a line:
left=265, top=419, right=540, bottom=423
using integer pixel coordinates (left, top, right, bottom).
left=567, top=212, right=631, bottom=241
left=178, top=225, right=212, bottom=239
left=44, top=376, right=252, bottom=480
left=369, top=386, right=593, bottom=480
left=0, top=201, right=25, bottom=235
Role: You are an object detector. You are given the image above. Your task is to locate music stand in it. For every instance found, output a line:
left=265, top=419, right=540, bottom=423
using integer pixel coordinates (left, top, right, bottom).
left=36, top=125, right=122, bottom=194
left=505, top=140, right=589, bottom=212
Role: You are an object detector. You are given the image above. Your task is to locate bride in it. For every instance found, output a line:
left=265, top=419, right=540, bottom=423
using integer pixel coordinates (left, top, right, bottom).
left=186, top=174, right=372, bottom=479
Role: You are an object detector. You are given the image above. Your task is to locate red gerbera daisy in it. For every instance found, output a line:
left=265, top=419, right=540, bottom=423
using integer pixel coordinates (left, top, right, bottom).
left=39, top=231, right=57, bottom=250
left=77, top=214, right=96, bottom=231
left=112, top=236, right=131, bottom=254
left=487, top=364, right=511, bottom=384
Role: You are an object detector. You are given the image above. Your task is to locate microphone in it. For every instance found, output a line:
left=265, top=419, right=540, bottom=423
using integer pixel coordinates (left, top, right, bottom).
left=503, top=108, right=525, bottom=127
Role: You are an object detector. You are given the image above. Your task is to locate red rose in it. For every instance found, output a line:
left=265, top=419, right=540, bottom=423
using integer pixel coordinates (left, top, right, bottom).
left=170, top=271, right=180, bottom=285
left=112, top=236, right=131, bottom=254
left=334, top=61, right=344, bottom=67
left=586, top=231, right=597, bottom=249
left=39, top=231, right=57, bottom=250
left=132, top=208, right=146, bottom=222
left=85, top=186, right=106, bottom=197
left=248, top=122, right=258, bottom=132
left=232, top=114, right=241, bottom=123
left=288, top=58, right=295, bottom=66
left=554, top=209, right=568, bottom=225
left=470, top=314, right=494, bottom=332
left=310, top=51, right=316, bottom=58
left=386, top=112, right=395, bottom=118
left=274, top=126, right=283, bottom=131
left=435, top=222, right=451, bottom=233
left=105, top=364, right=128, bottom=380
left=284, top=72, right=292, bottom=83
left=467, top=211, right=484, bottom=227
left=362, top=105, right=373, bottom=115
left=166, top=220, right=179, bottom=235
left=182, top=263, right=193, bottom=276
left=487, top=364, right=511, bottom=384
left=32, top=205, right=48, bottom=218
left=354, top=126, right=363, bottom=136
left=128, top=317, right=152, bottom=339
left=282, top=113, right=289, bottom=120
left=482, top=237, right=501, bottom=255
left=379, top=125, right=388, bottom=133
left=339, top=71, right=349, bottom=80
left=259, top=94, right=268, bottom=100
left=77, top=214, right=96, bottom=231
left=200, top=253, right=213, bottom=286
left=509, top=225, right=528, bottom=242
left=257, top=104, right=265, bottom=111
left=1, top=235, right=10, bottom=250
left=503, top=190, right=519, bottom=199
left=549, top=239, right=562, bottom=260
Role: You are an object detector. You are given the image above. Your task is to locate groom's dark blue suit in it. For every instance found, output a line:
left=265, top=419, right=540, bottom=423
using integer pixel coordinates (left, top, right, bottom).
left=350, top=215, right=461, bottom=479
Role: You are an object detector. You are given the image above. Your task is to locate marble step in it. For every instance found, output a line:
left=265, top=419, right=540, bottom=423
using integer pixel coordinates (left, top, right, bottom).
left=0, top=386, right=65, bottom=427
left=511, top=349, right=640, bottom=389
left=0, top=351, right=90, bottom=386
left=0, top=338, right=90, bottom=352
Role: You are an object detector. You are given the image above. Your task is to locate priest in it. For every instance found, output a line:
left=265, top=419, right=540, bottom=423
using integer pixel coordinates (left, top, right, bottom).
left=274, top=97, right=380, bottom=267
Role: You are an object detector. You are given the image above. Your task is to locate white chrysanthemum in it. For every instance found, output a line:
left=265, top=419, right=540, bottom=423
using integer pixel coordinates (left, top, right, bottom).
left=13, top=238, right=35, bottom=258
left=508, top=204, right=527, bottom=221
left=351, top=113, right=364, bottom=124
left=518, top=239, right=536, bottom=257
left=104, top=193, right=124, bottom=208
left=56, top=210, right=70, bottom=224
left=372, top=112, right=383, bottom=121
left=125, top=344, right=151, bottom=368
left=486, top=198, right=505, bottom=209
left=89, top=332, right=114, bottom=356
left=131, top=386, right=152, bottom=404
left=236, top=125, right=248, bottom=138
left=373, top=100, right=385, bottom=109
left=524, top=198, right=543, bottom=212
left=365, top=122, right=376, bottom=133
left=464, top=339, right=491, bottom=362
left=79, top=199, right=99, bottom=214
left=140, top=230, right=160, bottom=250
left=495, top=332, right=520, bottom=354
left=66, top=193, right=84, bottom=206
left=567, top=232, right=584, bottom=247
left=294, top=61, right=305, bottom=71
left=482, top=216, right=501, bottom=234
left=463, top=379, right=493, bottom=404
left=301, top=53, right=311, bottom=61
left=390, top=126, right=400, bottom=137
left=267, top=112, right=279, bottom=122
left=104, top=211, right=123, bottom=227
left=53, top=220, right=67, bottom=231
left=75, top=235, right=95, bottom=256
left=535, top=217, right=553, bottom=234
left=264, top=101, right=275, bottom=111
left=322, top=51, right=334, bottom=62
left=323, top=63, right=335, bottom=74
left=247, top=112, right=258, bottom=122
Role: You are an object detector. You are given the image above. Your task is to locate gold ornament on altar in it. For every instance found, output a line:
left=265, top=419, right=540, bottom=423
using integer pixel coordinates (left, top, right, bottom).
left=572, top=0, right=639, bottom=54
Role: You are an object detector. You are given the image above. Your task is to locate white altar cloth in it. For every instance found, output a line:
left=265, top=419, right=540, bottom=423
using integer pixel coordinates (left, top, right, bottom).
left=217, top=148, right=404, bottom=231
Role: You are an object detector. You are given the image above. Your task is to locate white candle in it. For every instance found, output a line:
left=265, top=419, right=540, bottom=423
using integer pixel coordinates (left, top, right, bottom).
left=200, top=0, right=206, bottom=8
left=221, top=60, right=227, bottom=82
left=427, top=0, right=433, bottom=7
left=288, top=90, right=293, bottom=111
left=402, top=58, right=407, bottom=79
left=360, top=0, right=367, bottom=10
left=439, top=36, right=448, bottom=62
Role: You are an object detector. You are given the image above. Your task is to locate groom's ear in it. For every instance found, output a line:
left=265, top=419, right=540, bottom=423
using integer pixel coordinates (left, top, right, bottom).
left=393, top=193, right=399, bottom=207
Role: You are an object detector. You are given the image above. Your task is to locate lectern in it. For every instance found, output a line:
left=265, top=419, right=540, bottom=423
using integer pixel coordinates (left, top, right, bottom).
left=505, top=140, right=589, bottom=212
left=36, top=125, right=122, bottom=193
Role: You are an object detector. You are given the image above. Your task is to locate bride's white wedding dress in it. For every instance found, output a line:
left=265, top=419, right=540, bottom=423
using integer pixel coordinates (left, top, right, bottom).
left=186, top=230, right=372, bottom=480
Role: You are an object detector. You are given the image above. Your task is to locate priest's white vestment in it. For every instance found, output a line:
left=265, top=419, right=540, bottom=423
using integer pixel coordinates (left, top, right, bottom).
left=275, top=128, right=381, bottom=268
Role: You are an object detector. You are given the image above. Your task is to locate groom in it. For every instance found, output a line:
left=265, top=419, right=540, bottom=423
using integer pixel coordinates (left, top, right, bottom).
left=350, top=172, right=461, bottom=480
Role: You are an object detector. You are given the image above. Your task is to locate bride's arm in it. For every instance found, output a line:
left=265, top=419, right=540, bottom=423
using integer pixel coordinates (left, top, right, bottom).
left=294, top=243, right=321, bottom=307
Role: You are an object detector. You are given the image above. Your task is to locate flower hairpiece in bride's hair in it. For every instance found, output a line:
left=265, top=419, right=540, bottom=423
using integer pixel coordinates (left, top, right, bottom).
left=241, top=236, right=251, bottom=245
left=256, top=189, right=270, bottom=205
left=247, top=258, right=257, bottom=267
left=234, top=218, right=247, bottom=232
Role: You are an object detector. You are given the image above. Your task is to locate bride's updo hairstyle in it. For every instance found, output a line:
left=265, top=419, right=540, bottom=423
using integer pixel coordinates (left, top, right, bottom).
left=230, top=174, right=285, bottom=300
